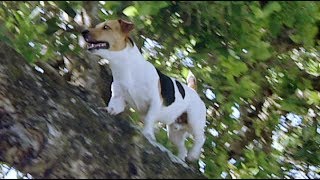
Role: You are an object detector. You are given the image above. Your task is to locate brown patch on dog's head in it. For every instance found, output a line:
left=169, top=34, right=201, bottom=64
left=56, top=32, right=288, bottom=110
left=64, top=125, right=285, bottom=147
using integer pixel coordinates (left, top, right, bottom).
left=82, top=19, right=134, bottom=51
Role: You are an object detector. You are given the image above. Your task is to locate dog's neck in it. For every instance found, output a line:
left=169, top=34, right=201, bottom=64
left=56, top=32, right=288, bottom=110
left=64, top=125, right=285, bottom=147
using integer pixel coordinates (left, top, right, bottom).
left=99, top=43, right=142, bottom=63
left=97, top=42, right=145, bottom=80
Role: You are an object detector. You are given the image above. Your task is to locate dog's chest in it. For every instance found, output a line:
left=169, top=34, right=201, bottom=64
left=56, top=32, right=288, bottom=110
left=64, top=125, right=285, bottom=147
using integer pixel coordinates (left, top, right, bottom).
left=119, top=81, right=149, bottom=113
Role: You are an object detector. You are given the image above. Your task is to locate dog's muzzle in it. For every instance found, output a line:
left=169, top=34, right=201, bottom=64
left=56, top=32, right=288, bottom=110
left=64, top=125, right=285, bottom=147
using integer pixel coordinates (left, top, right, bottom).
left=81, top=30, right=110, bottom=51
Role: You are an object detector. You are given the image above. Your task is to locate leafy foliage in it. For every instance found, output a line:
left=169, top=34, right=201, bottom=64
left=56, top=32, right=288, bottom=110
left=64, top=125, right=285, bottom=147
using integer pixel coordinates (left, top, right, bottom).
left=0, top=1, right=319, bottom=179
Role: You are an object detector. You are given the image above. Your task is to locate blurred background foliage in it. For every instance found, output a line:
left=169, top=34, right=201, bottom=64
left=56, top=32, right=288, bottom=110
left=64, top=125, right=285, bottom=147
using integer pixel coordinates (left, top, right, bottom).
left=0, top=1, right=320, bottom=179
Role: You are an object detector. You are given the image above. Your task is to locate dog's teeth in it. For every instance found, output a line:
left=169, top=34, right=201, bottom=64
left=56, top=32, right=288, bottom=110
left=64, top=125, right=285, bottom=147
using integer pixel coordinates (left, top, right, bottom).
left=87, top=42, right=108, bottom=50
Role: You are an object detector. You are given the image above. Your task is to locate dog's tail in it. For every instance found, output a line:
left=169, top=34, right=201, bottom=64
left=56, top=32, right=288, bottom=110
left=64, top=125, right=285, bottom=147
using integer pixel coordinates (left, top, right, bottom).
left=187, top=71, right=197, bottom=91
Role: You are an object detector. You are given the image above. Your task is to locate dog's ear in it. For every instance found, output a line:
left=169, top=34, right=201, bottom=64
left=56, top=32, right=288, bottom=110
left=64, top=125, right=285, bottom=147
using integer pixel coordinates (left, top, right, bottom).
left=118, top=19, right=134, bottom=34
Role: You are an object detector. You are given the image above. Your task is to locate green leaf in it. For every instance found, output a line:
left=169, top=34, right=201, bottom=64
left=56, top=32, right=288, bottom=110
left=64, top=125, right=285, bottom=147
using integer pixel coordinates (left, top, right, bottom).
left=136, top=2, right=169, bottom=16
left=306, top=90, right=320, bottom=105
left=45, top=18, right=60, bottom=35
left=221, top=56, right=248, bottom=77
left=269, top=18, right=282, bottom=37
left=263, top=2, right=282, bottom=17
left=57, top=2, right=77, bottom=18
left=181, top=67, right=189, bottom=79
left=123, top=6, right=138, bottom=17
left=253, top=42, right=271, bottom=61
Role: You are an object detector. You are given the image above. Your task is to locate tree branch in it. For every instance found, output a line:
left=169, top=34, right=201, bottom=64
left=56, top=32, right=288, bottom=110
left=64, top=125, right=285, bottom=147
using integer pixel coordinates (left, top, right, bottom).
left=0, top=42, right=205, bottom=178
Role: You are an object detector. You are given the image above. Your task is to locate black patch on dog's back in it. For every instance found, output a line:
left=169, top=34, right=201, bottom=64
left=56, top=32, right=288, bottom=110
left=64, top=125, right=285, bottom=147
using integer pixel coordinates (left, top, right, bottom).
left=176, top=80, right=185, bottom=99
left=156, top=68, right=175, bottom=106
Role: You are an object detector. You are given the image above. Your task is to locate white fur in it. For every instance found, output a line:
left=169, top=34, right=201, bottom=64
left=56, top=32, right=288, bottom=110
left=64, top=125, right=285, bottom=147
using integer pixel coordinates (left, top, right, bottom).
left=91, top=43, right=206, bottom=162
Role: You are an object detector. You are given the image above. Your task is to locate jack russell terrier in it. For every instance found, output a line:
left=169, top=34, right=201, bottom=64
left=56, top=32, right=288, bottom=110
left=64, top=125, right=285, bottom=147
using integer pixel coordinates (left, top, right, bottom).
left=82, top=19, right=206, bottom=162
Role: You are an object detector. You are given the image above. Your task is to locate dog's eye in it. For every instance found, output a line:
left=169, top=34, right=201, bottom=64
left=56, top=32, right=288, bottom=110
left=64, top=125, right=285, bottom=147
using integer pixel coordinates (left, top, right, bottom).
left=103, top=25, right=110, bottom=30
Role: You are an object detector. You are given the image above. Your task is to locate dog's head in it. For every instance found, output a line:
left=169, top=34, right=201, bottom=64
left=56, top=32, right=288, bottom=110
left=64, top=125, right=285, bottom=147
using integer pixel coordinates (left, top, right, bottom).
left=82, top=19, right=134, bottom=53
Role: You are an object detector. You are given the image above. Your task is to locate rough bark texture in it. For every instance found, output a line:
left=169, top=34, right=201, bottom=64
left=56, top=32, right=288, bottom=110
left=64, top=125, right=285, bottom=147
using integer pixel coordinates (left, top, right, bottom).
left=0, top=42, right=205, bottom=179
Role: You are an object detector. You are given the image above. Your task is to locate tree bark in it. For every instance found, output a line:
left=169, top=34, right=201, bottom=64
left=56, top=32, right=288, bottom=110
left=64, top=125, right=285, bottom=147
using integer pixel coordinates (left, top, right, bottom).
left=0, top=42, right=205, bottom=179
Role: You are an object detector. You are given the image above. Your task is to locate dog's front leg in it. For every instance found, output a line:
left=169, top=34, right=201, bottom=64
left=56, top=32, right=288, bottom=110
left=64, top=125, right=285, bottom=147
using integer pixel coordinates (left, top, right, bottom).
left=106, top=81, right=126, bottom=115
left=142, top=100, right=161, bottom=142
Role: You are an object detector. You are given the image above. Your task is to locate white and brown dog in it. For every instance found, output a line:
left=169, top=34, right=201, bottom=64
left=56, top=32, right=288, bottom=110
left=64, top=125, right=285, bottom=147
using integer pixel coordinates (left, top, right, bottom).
left=82, top=19, right=206, bottom=162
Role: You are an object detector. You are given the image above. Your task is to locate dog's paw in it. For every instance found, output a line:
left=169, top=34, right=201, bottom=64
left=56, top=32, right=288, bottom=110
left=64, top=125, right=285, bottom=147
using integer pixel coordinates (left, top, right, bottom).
left=186, top=151, right=200, bottom=162
left=106, top=98, right=125, bottom=115
left=142, top=130, right=156, bottom=142
left=106, top=105, right=124, bottom=115
left=178, top=153, right=187, bottom=161
left=97, top=106, right=122, bottom=115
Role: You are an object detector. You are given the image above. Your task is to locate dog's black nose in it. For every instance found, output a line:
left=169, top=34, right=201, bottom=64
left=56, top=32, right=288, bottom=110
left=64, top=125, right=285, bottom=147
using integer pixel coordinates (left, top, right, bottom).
left=81, top=30, right=89, bottom=37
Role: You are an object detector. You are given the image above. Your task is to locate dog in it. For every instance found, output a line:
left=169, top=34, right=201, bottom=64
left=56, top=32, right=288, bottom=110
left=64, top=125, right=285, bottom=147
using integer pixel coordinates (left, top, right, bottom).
left=82, top=19, right=206, bottom=162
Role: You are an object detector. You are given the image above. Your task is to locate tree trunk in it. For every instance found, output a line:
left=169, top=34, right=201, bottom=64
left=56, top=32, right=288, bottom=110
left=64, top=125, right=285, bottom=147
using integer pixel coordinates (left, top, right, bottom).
left=0, top=42, right=205, bottom=179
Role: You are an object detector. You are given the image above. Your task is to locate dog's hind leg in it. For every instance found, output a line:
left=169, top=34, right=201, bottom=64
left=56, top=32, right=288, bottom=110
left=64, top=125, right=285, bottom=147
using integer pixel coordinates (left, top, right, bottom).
left=186, top=102, right=206, bottom=162
left=167, top=123, right=188, bottom=160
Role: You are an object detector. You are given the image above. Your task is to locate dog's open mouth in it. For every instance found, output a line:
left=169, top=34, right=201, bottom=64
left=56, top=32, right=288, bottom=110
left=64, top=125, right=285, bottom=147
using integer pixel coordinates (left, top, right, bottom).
left=86, top=41, right=110, bottom=51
